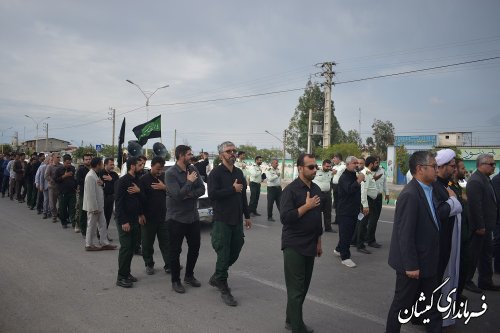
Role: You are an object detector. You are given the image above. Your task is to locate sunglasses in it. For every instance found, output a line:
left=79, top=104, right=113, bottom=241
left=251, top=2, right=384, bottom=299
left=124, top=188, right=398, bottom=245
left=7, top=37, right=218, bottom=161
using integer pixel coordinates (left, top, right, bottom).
left=304, top=164, right=319, bottom=170
left=224, top=149, right=237, bottom=155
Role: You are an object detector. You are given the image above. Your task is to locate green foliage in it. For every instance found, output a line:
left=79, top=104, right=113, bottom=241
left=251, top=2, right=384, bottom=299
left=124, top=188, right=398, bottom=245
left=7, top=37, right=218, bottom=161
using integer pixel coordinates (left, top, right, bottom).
left=285, top=81, right=345, bottom=159
left=238, top=144, right=282, bottom=162
left=1, top=144, right=13, bottom=155
left=345, top=129, right=362, bottom=147
left=99, top=145, right=117, bottom=158
left=315, top=143, right=361, bottom=161
left=396, top=145, right=410, bottom=175
left=73, top=145, right=98, bottom=160
left=371, top=119, right=395, bottom=160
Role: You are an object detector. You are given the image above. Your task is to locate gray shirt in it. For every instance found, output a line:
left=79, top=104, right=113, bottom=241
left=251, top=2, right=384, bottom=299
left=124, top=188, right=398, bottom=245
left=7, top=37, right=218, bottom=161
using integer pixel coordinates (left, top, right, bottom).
left=165, top=164, right=206, bottom=223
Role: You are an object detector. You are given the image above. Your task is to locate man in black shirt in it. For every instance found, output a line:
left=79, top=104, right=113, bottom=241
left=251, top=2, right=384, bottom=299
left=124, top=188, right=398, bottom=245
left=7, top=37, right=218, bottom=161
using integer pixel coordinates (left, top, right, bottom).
left=76, top=153, right=92, bottom=235
left=54, top=154, right=77, bottom=229
left=133, top=155, right=147, bottom=255
left=334, top=156, right=364, bottom=268
left=139, top=156, right=170, bottom=276
left=115, top=157, right=144, bottom=288
left=194, top=151, right=209, bottom=182
left=166, top=146, right=205, bottom=293
left=208, top=141, right=252, bottom=306
left=280, top=153, right=323, bottom=333
left=100, top=157, right=119, bottom=240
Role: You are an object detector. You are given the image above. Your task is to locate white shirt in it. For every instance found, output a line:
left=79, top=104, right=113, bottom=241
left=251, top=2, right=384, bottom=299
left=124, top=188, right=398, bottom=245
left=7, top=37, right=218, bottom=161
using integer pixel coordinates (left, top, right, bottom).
left=266, top=167, right=281, bottom=187
left=361, top=167, right=378, bottom=208
left=313, top=169, right=333, bottom=192
left=332, top=161, right=346, bottom=184
left=248, top=164, right=263, bottom=183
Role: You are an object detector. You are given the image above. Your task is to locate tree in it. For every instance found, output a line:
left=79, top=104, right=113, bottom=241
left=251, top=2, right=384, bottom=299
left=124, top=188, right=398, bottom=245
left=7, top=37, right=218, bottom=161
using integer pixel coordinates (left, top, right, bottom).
left=285, top=81, right=345, bottom=159
left=1, top=144, right=13, bottom=155
left=396, top=145, right=410, bottom=175
left=316, top=143, right=361, bottom=161
left=99, top=144, right=117, bottom=158
left=345, top=129, right=362, bottom=147
left=73, top=145, right=98, bottom=160
left=237, top=144, right=281, bottom=162
left=363, top=136, right=375, bottom=154
left=371, top=119, right=395, bottom=160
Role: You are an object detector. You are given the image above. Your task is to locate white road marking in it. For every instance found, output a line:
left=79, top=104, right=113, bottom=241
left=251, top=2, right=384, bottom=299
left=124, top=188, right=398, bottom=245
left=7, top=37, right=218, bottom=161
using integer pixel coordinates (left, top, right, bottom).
left=251, top=223, right=270, bottom=228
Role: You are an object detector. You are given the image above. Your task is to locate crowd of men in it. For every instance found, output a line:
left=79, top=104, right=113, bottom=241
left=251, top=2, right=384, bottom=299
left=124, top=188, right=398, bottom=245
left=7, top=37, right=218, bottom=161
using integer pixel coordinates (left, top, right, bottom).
left=1, top=146, right=499, bottom=333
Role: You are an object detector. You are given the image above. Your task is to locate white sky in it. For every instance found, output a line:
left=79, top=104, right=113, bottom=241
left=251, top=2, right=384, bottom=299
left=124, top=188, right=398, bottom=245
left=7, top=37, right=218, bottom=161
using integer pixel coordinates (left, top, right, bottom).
left=1, top=0, right=500, bottom=153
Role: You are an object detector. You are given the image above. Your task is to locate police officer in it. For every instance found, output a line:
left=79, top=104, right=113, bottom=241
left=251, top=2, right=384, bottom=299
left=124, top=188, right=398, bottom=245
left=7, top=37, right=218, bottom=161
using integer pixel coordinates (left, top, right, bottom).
left=313, top=159, right=335, bottom=233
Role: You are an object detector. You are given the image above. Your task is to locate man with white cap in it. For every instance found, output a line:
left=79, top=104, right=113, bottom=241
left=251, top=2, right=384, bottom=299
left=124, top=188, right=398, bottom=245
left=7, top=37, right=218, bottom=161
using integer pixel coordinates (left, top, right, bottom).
left=432, top=148, right=463, bottom=327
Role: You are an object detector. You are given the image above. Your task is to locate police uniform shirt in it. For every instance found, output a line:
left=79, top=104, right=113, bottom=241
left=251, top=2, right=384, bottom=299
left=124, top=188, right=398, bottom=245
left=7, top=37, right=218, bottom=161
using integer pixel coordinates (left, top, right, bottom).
left=313, top=169, right=333, bottom=192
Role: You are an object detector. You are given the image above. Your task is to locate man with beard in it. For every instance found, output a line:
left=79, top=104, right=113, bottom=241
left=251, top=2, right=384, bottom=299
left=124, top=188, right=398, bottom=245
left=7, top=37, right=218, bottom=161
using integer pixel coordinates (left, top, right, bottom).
left=100, top=158, right=119, bottom=240
left=367, top=157, right=389, bottom=248
left=280, top=153, right=323, bottom=333
left=194, top=151, right=210, bottom=182
left=76, top=153, right=92, bottom=234
left=166, top=146, right=206, bottom=293
left=208, top=141, right=252, bottom=306
left=334, top=156, right=364, bottom=268
left=138, top=156, right=170, bottom=276
left=115, top=157, right=144, bottom=288
left=45, top=153, right=62, bottom=223
left=356, top=156, right=378, bottom=254
left=265, top=158, right=282, bottom=222
left=133, top=155, right=147, bottom=255
left=35, top=155, right=51, bottom=218
left=13, top=152, right=26, bottom=203
left=83, top=157, right=117, bottom=251
left=248, top=155, right=264, bottom=216
left=54, top=154, right=77, bottom=229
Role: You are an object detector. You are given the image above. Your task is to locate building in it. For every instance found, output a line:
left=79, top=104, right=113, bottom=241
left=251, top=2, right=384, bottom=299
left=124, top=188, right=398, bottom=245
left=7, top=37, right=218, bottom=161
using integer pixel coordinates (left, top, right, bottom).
left=20, top=138, right=70, bottom=153
left=437, top=132, right=472, bottom=147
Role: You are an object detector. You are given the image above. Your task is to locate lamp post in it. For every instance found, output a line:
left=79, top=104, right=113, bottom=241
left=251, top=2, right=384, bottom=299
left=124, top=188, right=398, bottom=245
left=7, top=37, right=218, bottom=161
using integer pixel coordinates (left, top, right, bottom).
left=264, top=129, right=287, bottom=179
left=126, top=79, right=169, bottom=157
left=1, top=126, right=12, bottom=154
left=25, top=115, right=50, bottom=153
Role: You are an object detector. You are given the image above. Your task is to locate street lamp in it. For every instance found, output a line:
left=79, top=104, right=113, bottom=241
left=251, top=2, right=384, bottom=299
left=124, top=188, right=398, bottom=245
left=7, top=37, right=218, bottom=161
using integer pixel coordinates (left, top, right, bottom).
left=1, top=126, right=12, bottom=154
left=126, top=79, right=169, bottom=156
left=25, top=115, right=50, bottom=152
left=264, top=129, right=287, bottom=179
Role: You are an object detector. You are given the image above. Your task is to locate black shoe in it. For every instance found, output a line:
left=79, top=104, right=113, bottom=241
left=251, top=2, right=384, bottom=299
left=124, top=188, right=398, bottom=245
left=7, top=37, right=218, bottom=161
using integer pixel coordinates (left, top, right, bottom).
left=368, top=242, right=382, bottom=248
left=116, top=278, right=133, bottom=288
left=172, top=281, right=186, bottom=294
left=464, top=281, right=482, bottom=294
left=37, top=210, right=42, bottom=215
left=357, top=247, right=371, bottom=254
left=267, top=217, right=275, bottom=222
left=146, top=266, right=155, bottom=275
left=285, top=322, right=314, bottom=333
left=209, top=275, right=223, bottom=290
left=252, top=212, right=261, bottom=216
left=184, top=276, right=201, bottom=287
left=221, top=289, right=237, bottom=306
left=42, top=213, right=48, bottom=219
left=479, top=284, right=500, bottom=291
left=126, top=274, right=138, bottom=283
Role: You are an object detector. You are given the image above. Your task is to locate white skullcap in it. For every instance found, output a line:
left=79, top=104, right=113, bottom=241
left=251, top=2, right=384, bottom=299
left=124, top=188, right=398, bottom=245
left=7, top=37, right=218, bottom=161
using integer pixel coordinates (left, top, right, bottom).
left=435, top=149, right=456, bottom=167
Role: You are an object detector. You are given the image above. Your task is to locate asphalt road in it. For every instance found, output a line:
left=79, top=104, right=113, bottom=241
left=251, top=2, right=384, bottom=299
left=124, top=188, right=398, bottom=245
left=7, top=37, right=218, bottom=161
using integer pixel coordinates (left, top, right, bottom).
left=1, top=194, right=499, bottom=333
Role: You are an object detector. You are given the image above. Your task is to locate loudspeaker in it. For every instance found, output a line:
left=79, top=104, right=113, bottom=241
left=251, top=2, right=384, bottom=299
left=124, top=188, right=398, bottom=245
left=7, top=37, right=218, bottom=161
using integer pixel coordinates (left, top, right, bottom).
left=127, top=140, right=143, bottom=157
left=153, top=142, right=167, bottom=157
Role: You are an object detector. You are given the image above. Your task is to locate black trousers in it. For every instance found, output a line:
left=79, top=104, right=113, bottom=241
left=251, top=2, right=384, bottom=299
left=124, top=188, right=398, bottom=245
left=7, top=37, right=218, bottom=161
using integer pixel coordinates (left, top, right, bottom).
left=142, top=220, right=170, bottom=269
left=357, top=196, right=375, bottom=249
left=249, top=182, right=261, bottom=213
left=36, top=190, right=44, bottom=212
left=332, top=184, right=339, bottom=223
left=168, top=219, right=201, bottom=283
left=320, top=191, right=332, bottom=231
left=336, top=215, right=357, bottom=260
left=386, top=273, right=442, bottom=333
left=267, top=186, right=282, bottom=218
left=104, top=194, right=114, bottom=227
left=366, top=194, right=383, bottom=244
left=468, top=230, right=494, bottom=288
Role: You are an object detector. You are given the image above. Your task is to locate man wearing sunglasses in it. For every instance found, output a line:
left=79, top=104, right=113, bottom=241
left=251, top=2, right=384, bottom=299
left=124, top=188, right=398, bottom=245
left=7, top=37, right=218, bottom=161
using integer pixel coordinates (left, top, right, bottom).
left=208, top=141, right=252, bottom=307
left=466, top=154, right=500, bottom=292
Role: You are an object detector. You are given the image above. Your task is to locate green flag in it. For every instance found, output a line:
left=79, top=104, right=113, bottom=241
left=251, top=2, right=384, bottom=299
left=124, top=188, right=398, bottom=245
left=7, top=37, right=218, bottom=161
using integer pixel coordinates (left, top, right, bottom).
left=132, top=115, right=161, bottom=146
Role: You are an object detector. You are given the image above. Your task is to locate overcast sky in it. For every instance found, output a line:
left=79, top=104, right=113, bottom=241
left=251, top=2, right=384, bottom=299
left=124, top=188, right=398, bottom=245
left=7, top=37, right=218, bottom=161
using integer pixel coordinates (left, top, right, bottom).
left=1, top=0, right=499, bottom=154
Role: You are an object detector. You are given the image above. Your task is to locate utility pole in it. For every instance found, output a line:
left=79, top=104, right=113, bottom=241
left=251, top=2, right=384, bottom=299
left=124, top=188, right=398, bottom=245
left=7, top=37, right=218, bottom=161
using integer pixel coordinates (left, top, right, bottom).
left=173, top=129, right=177, bottom=161
left=109, top=107, right=116, bottom=157
left=307, top=108, right=313, bottom=153
left=43, top=123, right=49, bottom=151
left=321, top=61, right=335, bottom=148
left=281, top=130, right=287, bottom=179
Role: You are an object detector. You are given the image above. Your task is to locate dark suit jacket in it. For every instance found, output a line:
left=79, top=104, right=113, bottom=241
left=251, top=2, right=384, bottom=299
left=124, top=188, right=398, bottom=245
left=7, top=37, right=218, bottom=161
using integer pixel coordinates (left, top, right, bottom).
left=467, top=171, right=498, bottom=231
left=388, top=178, right=440, bottom=278
left=492, top=173, right=500, bottom=216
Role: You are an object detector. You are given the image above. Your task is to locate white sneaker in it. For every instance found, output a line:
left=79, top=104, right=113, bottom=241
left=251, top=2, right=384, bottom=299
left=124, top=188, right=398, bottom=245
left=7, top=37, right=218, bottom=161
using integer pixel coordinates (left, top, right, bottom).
left=341, top=259, right=357, bottom=268
left=74, top=226, right=80, bottom=233
left=333, top=249, right=341, bottom=257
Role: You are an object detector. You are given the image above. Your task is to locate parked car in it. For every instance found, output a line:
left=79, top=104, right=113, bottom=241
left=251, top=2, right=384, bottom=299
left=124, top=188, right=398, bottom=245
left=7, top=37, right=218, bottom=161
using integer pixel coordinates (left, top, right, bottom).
left=144, top=160, right=213, bottom=224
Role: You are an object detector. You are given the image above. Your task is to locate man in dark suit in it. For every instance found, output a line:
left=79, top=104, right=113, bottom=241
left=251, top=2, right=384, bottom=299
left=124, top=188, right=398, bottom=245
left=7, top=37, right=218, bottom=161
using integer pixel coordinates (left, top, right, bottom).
left=386, top=151, right=442, bottom=333
left=466, top=154, right=500, bottom=291
left=492, top=171, right=500, bottom=274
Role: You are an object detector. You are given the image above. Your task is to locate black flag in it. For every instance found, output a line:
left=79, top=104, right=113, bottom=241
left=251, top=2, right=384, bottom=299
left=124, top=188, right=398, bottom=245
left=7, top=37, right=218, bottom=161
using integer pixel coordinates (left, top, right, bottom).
left=132, top=115, right=161, bottom=146
left=117, top=118, right=126, bottom=168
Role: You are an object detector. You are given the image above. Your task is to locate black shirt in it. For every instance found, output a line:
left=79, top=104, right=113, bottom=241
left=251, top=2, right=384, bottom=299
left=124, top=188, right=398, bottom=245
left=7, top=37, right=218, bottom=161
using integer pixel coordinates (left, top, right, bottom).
left=99, top=169, right=119, bottom=196
left=54, top=165, right=77, bottom=194
left=336, top=169, right=361, bottom=217
left=76, top=165, right=90, bottom=196
left=208, top=163, right=250, bottom=225
left=139, top=172, right=167, bottom=223
left=115, top=173, right=143, bottom=225
left=280, top=177, right=323, bottom=257
left=194, top=158, right=209, bottom=178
